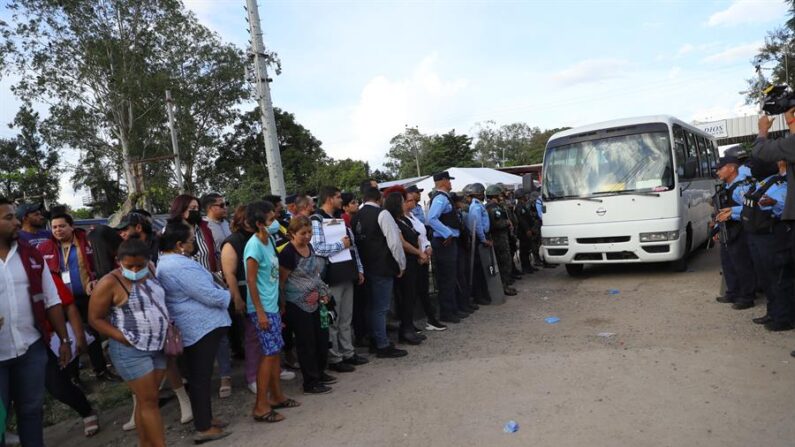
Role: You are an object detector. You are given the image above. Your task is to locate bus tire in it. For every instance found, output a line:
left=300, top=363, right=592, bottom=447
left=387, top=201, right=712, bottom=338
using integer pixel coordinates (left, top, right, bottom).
left=671, top=227, right=692, bottom=272
left=565, top=264, right=584, bottom=276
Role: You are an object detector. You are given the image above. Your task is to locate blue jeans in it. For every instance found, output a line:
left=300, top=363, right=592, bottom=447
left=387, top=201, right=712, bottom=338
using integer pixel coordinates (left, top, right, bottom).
left=0, top=339, right=47, bottom=447
left=366, top=274, right=394, bottom=349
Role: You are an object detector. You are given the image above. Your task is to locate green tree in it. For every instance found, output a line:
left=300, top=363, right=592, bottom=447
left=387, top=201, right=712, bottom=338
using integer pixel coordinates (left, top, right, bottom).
left=745, top=0, right=795, bottom=103
left=0, top=138, right=22, bottom=199
left=3, top=0, right=247, bottom=212
left=422, top=130, right=477, bottom=174
left=385, top=127, right=428, bottom=179
left=12, top=105, right=61, bottom=202
left=209, top=107, right=347, bottom=203
left=385, top=128, right=477, bottom=178
left=474, top=121, right=569, bottom=166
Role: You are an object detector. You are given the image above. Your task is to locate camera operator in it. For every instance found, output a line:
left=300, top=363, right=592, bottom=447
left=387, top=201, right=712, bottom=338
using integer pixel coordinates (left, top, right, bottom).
left=753, top=107, right=795, bottom=351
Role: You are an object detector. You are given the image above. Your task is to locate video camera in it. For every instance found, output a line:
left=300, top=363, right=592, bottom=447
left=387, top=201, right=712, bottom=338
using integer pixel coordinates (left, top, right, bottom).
left=762, top=85, right=795, bottom=115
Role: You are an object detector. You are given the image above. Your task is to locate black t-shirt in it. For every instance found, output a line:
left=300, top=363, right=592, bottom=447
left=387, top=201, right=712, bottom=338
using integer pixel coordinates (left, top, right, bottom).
left=278, top=242, right=312, bottom=271
left=220, top=230, right=253, bottom=282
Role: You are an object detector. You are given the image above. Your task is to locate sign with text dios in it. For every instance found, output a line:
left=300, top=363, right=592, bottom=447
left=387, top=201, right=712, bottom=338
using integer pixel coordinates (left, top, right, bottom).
left=695, top=120, right=728, bottom=138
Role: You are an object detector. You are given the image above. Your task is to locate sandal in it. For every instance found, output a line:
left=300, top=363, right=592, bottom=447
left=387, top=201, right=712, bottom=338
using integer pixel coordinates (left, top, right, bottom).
left=271, top=398, right=301, bottom=409
left=218, top=377, right=232, bottom=399
left=253, top=410, right=284, bottom=423
left=83, top=414, right=100, bottom=437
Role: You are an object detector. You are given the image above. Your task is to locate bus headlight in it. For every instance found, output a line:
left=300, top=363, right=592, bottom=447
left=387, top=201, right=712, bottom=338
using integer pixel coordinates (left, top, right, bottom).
left=542, top=237, right=569, bottom=246
left=639, top=231, right=679, bottom=242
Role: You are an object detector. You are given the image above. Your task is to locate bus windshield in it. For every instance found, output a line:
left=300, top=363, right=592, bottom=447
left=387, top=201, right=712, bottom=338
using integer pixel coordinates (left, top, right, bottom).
left=543, top=131, right=674, bottom=201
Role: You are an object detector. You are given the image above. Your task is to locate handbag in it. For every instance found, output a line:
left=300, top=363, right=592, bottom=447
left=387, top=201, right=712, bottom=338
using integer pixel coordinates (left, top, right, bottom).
left=148, top=296, right=184, bottom=357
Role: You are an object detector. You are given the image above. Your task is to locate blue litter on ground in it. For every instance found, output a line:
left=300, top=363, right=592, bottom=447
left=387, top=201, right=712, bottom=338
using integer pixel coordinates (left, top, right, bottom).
left=608, top=289, right=620, bottom=295
left=503, top=420, right=519, bottom=433
left=545, top=316, right=560, bottom=324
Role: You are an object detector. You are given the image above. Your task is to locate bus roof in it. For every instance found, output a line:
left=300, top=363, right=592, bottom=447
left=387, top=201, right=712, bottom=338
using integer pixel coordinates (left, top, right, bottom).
left=548, top=115, right=712, bottom=143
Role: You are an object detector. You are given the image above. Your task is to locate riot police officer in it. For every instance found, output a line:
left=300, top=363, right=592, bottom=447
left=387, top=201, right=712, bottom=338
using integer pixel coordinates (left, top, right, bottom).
left=486, top=184, right=517, bottom=296
left=715, top=156, right=757, bottom=310
left=515, top=188, right=538, bottom=274
left=742, top=160, right=794, bottom=330
left=463, top=183, right=494, bottom=304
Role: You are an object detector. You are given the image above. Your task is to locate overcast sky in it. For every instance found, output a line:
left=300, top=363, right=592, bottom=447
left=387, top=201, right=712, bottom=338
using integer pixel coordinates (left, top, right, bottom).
left=0, top=0, right=789, bottom=207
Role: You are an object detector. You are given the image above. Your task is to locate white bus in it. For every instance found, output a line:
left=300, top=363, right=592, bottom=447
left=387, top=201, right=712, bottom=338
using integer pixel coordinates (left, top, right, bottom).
left=540, top=115, right=719, bottom=276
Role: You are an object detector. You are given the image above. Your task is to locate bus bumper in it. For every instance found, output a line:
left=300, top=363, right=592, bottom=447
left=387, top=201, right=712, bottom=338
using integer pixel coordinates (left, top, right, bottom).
left=541, top=218, right=686, bottom=264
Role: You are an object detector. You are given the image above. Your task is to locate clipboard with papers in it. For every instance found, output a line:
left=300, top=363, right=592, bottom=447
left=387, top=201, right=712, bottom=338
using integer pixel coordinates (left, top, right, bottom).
left=322, top=219, right=352, bottom=263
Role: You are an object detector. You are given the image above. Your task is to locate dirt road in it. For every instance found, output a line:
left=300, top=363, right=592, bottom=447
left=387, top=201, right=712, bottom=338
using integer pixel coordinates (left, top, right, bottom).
left=45, top=248, right=795, bottom=446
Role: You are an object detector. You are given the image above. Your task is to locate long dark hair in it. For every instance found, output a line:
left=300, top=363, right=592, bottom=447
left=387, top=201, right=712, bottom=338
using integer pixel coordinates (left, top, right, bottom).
left=169, top=194, right=199, bottom=222
left=383, top=192, right=404, bottom=221
left=159, top=221, right=192, bottom=252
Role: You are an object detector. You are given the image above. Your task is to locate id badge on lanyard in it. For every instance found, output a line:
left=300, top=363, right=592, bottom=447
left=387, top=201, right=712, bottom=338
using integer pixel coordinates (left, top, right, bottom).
left=61, top=244, right=72, bottom=285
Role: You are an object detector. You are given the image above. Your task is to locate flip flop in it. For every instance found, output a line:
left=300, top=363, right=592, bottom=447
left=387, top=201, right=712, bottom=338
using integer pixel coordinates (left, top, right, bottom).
left=271, top=398, right=301, bottom=409
left=253, top=410, right=284, bottom=423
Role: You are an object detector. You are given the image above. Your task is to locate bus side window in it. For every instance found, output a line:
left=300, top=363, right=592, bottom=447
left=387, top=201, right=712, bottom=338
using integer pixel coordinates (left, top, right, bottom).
left=696, top=136, right=710, bottom=178
left=710, top=141, right=719, bottom=170
left=673, top=125, right=688, bottom=178
left=684, top=129, right=700, bottom=178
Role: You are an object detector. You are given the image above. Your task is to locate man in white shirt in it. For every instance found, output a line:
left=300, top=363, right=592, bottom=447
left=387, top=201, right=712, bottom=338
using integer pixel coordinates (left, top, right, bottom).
left=0, top=197, right=70, bottom=447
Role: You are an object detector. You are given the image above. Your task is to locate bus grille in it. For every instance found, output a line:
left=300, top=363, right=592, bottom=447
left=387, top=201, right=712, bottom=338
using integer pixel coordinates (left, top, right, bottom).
left=576, top=236, right=631, bottom=244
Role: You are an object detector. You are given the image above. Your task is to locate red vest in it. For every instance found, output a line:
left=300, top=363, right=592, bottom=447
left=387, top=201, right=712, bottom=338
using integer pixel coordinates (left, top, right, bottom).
left=38, top=228, right=96, bottom=280
left=197, top=221, right=218, bottom=272
left=16, top=240, right=51, bottom=341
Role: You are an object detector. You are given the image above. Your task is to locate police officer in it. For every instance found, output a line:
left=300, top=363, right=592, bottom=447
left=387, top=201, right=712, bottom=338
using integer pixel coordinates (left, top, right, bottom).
left=486, top=184, right=518, bottom=296
left=741, top=159, right=794, bottom=331
left=463, top=183, right=493, bottom=305
left=502, top=189, right=523, bottom=280
left=714, top=156, right=757, bottom=310
left=515, top=188, right=538, bottom=274
left=428, top=171, right=468, bottom=323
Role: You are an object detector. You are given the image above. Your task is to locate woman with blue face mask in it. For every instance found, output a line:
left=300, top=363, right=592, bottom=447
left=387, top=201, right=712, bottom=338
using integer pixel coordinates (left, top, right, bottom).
left=88, top=236, right=169, bottom=447
left=155, top=221, right=233, bottom=444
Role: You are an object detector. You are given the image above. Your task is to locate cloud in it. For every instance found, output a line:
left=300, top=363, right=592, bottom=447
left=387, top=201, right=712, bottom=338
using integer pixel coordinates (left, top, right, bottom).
left=306, top=55, right=469, bottom=167
left=691, top=101, right=757, bottom=122
left=707, top=0, right=789, bottom=27
left=677, top=43, right=695, bottom=57
left=702, top=41, right=762, bottom=63
left=550, top=58, right=629, bottom=86
left=667, top=66, right=682, bottom=79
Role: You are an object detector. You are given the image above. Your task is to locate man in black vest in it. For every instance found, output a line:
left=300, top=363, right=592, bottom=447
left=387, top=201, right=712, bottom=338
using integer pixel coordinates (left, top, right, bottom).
left=311, top=186, right=370, bottom=371
left=351, top=187, right=408, bottom=358
left=428, top=171, right=468, bottom=323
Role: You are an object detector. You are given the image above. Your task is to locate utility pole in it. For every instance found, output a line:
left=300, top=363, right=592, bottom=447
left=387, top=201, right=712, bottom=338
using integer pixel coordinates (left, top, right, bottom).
left=405, top=125, right=422, bottom=177
left=165, top=90, right=185, bottom=193
left=245, top=0, right=286, bottom=197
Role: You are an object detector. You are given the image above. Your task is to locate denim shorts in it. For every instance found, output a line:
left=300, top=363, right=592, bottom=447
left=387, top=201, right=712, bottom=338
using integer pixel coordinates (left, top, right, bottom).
left=248, top=312, right=284, bottom=356
left=108, top=339, right=166, bottom=381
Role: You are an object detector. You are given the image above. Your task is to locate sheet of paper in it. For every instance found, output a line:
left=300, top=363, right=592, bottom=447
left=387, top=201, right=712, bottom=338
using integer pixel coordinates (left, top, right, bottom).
left=323, top=219, right=353, bottom=263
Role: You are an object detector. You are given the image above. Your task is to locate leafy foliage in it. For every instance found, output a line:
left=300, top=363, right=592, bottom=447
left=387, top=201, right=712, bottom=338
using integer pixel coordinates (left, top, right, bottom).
left=0, top=106, right=60, bottom=202
left=385, top=127, right=477, bottom=178
left=473, top=121, right=569, bottom=167
left=745, top=1, right=795, bottom=103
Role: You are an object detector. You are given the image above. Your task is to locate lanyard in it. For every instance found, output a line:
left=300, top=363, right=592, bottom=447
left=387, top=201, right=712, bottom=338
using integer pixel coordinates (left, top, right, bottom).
left=61, top=243, right=73, bottom=270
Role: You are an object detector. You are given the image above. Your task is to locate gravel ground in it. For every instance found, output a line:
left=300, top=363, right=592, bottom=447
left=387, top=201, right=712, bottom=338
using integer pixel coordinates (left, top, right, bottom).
left=43, top=247, right=795, bottom=446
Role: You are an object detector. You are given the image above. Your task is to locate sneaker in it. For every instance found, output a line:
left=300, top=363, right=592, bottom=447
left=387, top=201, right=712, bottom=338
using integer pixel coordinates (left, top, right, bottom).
left=375, top=344, right=408, bottom=358
left=425, top=320, right=448, bottom=331
left=343, top=354, right=370, bottom=366
left=303, top=384, right=333, bottom=395
left=438, top=315, right=460, bottom=324
left=328, top=362, right=356, bottom=373
left=247, top=382, right=257, bottom=394
left=319, top=373, right=338, bottom=384
left=280, top=370, right=296, bottom=381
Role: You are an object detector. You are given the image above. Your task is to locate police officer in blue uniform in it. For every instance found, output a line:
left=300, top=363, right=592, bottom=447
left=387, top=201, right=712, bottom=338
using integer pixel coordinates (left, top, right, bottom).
left=715, top=156, right=757, bottom=309
left=428, top=171, right=467, bottom=323
left=742, top=160, right=794, bottom=330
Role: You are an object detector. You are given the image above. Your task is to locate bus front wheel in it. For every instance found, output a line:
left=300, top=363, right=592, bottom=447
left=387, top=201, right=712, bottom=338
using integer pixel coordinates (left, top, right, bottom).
left=565, top=264, right=584, bottom=277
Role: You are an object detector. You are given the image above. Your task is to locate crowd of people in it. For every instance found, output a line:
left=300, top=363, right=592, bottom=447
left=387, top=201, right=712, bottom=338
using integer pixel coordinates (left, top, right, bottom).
left=0, top=170, right=550, bottom=446
left=714, top=109, right=795, bottom=354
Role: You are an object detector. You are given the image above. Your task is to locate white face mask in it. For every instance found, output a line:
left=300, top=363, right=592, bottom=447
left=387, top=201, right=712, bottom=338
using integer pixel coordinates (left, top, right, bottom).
left=267, top=220, right=280, bottom=235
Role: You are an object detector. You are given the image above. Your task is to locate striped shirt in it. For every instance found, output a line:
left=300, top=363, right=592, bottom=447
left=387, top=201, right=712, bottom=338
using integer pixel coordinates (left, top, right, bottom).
left=192, top=225, right=213, bottom=272
left=110, top=275, right=168, bottom=352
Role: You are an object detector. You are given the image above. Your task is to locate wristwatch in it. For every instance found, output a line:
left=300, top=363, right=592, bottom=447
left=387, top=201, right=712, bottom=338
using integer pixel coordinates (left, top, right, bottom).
left=61, top=337, right=73, bottom=345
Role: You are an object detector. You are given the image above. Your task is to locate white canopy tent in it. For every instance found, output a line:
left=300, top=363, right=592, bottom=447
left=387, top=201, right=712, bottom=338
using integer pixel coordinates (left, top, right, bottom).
left=410, top=167, right=523, bottom=209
